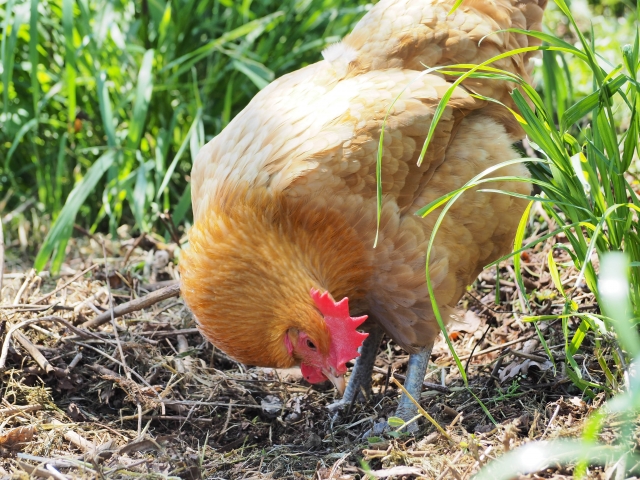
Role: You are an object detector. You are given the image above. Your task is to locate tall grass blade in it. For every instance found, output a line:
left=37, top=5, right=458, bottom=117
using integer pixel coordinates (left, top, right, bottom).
left=156, top=108, right=202, bottom=200
left=96, top=71, right=116, bottom=147
left=62, top=0, right=76, bottom=132
left=53, top=133, right=69, bottom=216
left=1, top=0, right=15, bottom=117
left=35, top=151, right=116, bottom=272
left=127, top=49, right=155, bottom=151
left=161, top=12, right=284, bottom=76
left=29, top=0, right=40, bottom=116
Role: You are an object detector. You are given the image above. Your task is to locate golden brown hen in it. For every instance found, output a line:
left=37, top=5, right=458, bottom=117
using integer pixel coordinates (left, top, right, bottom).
left=180, top=0, right=547, bottom=427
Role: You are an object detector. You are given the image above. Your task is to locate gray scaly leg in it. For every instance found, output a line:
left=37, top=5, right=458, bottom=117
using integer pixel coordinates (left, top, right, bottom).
left=394, top=345, right=432, bottom=423
left=369, top=344, right=433, bottom=436
left=328, top=324, right=383, bottom=411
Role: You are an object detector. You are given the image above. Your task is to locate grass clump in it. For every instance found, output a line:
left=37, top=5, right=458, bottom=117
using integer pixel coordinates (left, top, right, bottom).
left=514, top=0, right=639, bottom=396
left=476, top=253, right=640, bottom=479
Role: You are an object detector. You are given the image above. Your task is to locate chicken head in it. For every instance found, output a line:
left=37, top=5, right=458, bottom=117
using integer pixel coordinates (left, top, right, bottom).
left=284, top=289, right=368, bottom=394
left=180, top=188, right=373, bottom=394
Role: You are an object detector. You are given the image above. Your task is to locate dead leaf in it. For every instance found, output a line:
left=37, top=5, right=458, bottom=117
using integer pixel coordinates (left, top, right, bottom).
left=569, top=397, right=585, bottom=407
left=499, top=342, right=553, bottom=383
left=0, top=425, right=35, bottom=449
left=522, top=339, right=539, bottom=354
left=67, top=403, right=87, bottom=422
left=449, top=310, right=482, bottom=335
left=305, top=432, right=322, bottom=448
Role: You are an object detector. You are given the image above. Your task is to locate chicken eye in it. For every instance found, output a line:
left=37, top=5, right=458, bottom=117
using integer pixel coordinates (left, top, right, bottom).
left=306, top=339, right=316, bottom=350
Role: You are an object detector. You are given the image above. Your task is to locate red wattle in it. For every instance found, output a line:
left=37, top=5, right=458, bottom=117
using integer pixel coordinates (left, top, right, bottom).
left=300, top=362, right=326, bottom=384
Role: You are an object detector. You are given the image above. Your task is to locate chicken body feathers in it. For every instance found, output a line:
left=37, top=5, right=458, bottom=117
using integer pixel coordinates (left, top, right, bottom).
left=187, top=0, right=544, bottom=353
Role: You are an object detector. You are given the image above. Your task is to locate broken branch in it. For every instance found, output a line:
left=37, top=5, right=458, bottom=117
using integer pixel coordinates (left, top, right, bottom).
left=81, top=282, right=181, bottom=329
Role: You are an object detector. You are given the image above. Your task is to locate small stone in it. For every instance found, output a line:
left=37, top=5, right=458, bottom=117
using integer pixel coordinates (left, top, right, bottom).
left=261, top=395, right=282, bottom=418
left=305, top=432, right=322, bottom=448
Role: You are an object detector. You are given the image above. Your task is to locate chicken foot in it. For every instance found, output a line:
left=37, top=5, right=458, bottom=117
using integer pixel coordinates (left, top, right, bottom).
left=369, top=344, right=433, bottom=436
left=327, top=324, right=383, bottom=411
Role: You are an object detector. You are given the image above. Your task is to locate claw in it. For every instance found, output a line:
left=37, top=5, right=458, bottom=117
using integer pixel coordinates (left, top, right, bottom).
left=364, top=416, right=419, bottom=438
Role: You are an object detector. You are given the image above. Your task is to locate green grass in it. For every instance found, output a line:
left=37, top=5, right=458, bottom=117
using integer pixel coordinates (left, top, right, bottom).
left=476, top=253, right=640, bottom=479
left=513, top=0, right=639, bottom=397
left=1, top=0, right=368, bottom=271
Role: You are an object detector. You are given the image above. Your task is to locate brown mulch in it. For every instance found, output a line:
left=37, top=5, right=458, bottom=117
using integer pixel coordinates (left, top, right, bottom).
left=0, top=212, right=629, bottom=479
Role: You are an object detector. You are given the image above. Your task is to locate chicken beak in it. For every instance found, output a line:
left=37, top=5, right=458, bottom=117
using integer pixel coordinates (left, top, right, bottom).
left=322, top=368, right=346, bottom=396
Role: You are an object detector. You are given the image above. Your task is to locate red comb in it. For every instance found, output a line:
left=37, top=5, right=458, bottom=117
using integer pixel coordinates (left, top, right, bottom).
left=310, top=288, right=368, bottom=373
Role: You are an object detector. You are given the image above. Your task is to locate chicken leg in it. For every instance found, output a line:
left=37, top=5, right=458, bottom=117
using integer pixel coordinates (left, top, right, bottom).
left=394, top=345, right=432, bottom=423
left=369, top=344, right=433, bottom=435
left=328, top=324, right=384, bottom=411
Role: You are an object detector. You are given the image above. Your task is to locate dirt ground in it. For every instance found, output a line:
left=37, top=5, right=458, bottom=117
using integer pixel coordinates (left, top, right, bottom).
left=0, top=213, right=629, bottom=479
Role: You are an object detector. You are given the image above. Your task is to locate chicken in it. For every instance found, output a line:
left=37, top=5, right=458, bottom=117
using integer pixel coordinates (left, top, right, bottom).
left=180, top=0, right=547, bottom=429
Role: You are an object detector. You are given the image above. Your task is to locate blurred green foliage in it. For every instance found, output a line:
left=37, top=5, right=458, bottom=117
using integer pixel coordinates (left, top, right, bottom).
left=0, top=0, right=368, bottom=270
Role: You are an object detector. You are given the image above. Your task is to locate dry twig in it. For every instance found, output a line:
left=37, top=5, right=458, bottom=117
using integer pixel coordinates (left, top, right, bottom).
left=33, top=264, right=99, bottom=304
left=457, top=333, right=539, bottom=361
left=0, top=404, right=42, bottom=416
left=0, top=316, right=93, bottom=370
left=136, top=327, right=200, bottom=338
left=50, top=420, right=114, bottom=460
left=127, top=415, right=212, bottom=424
left=390, top=377, right=452, bottom=441
left=17, top=460, right=68, bottom=480
left=511, top=349, right=549, bottom=363
left=82, top=354, right=158, bottom=396
left=13, top=331, right=56, bottom=375
left=81, top=282, right=181, bottom=329
left=139, top=280, right=179, bottom=292
left=13, top=269, right=35, bottom=305
left=122, top=232, right=146, bottom=267
left=101, top=241, right=131, bottom=381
